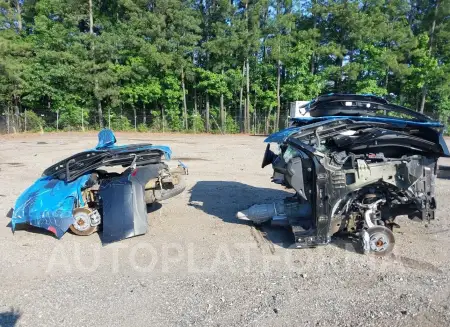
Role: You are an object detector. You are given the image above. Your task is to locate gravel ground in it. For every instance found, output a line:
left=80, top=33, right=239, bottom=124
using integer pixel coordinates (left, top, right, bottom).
left=0, top=132, right=450, bottom=327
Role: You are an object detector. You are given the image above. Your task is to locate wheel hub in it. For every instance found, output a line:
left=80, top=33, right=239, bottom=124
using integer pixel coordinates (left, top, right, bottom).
left=72, top=208, right=92, bottom=232
left=366, top=226, right=395, bottom=256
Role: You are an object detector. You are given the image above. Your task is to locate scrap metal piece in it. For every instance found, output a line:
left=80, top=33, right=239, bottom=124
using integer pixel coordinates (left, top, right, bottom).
left=236, top=202, right=285, bottom=224
left=100, top=165, right=161, bottom=244
left=360, top=230, right=370, bottom=254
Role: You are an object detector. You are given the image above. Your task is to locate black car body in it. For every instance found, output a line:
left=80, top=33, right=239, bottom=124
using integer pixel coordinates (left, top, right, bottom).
left=237, top=94, right=449, bottom=255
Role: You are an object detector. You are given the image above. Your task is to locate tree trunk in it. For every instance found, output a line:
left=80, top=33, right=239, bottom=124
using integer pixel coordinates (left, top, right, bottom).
left=193, top=84, right=197, bottom=133
left=220, top=93, right=224, bottom=132
left=81, top=108, right=84, bottom=131
left=16, top=95, right=22, bottom=131
left=134, top=106, right=137, bottom=131
left=220, top=69, right=225, bottom=132
left=88, top=0, right=103, bottom=127
left=194, top=86, right=198, bottom=114
left=246, top=58, right=250, bottom=133
left=15, top=0, right=22, bottom=32
left=205, top=93, right=210, bottom=132
left=14, top=94, right=19, bottom=116
left=239, top=87, right=243, bottom=132
left=97, top=99, right=103, bottom=128
left=310, top=0, right=317, bottom=74
left=143, top=103, right=147, bottom=125
left=239, top=63, right=245, bottom=132
left=244, top=0, right=250, bottom=133
left=419, top=0, right=440, bottom=114
left=46, top=98, right=51, bottom=133
left=161, top=104, right=165, bottom=133
left=276, top=59, right=281, bottom=130
left=253, top=95, right=258, bottom=135
left=120, top=104, right=123, bottom=129
left=181, top=67, right=188, bottom=129
left=6, top=105, right=10, bottom=134
left=88, top=0, right=94, bottom=34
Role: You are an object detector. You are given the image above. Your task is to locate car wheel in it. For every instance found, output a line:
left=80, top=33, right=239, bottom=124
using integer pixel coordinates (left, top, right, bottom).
left=69, top=208, right=98, bottom=236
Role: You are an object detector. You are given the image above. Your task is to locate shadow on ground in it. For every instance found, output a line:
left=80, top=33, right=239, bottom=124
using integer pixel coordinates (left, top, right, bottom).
left=188, top=181, right=370, bottom=252
left=330, top=234, right=363, bottom=254
left=0, top=308, right=22, bottom=327
left=188, top=181, right=292, bottom=223
left=146, top=202, right=162, bottom=214
left=188, top=181, right=296, bottom=248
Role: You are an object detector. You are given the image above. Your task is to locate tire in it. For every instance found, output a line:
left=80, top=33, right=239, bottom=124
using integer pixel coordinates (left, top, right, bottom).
left=145, top=176, right=186, bottom=204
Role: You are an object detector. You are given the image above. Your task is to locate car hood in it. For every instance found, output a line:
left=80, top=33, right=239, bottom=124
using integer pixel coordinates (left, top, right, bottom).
left=265, top=116, right=449, bottom=157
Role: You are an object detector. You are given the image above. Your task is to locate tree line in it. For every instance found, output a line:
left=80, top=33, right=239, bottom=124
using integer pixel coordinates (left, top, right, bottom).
left=1, top=0, right=449, bottom=133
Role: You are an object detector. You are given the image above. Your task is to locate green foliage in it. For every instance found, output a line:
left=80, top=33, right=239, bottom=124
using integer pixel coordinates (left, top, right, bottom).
left=1, top=0, right=450, bottom=134
left=162, top=75, right=184, bottom=131
left=58, top=105, right=85, bottom=129
left=149, top=111, right=164, bottom=132
left=190, top=112, right=205, bottom=133
left=225, top=114, right=239, bottom=134
left=196, top=69, right=230, bottom=98
left=111, top=116, right=133, bottom=131
left=355, top=80, right=388, bottom=97
left=24, top=110, right=45, bottom=132
left=137, top=123, right=149, bottom=132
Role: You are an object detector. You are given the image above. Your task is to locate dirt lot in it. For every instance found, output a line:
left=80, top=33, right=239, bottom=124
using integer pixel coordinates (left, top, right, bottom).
left=1, top=132, right=450, bottom=327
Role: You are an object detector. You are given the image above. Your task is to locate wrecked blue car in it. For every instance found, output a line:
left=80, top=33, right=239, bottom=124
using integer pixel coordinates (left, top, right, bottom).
left=11, top=129, right=187, bottom=243
left=237, top=94, right=449, bottom=256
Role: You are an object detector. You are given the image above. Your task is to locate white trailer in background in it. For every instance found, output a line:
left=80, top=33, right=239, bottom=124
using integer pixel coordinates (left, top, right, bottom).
left=289, top=101, right=311, bottom=118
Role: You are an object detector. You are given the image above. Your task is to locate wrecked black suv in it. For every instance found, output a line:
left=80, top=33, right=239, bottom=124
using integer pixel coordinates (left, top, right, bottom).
left=237, top=94, right=449, bottom=255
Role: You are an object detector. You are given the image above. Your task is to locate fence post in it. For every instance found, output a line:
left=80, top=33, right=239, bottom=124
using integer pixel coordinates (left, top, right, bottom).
left=56, top=109, right=59, bottom=131
left=6, top=107, right=10, bottom=134
left=81, top=108, right=84, bottom=131
left=108, top=107, right=111, bottom=129
left=24, top=110, right=27, bottom=132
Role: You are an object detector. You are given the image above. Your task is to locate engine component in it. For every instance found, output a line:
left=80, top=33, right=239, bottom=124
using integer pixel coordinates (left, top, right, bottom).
left=236, top=199, right=312, bottom=226
left=236, top=202, right=285, bottom=224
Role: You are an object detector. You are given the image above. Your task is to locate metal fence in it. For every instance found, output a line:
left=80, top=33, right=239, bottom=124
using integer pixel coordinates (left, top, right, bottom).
left=0, top=106, right=291, bottom=135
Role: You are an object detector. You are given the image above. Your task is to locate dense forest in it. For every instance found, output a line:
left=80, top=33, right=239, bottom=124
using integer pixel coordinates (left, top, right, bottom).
left=0, top=0, right=449, bottom=133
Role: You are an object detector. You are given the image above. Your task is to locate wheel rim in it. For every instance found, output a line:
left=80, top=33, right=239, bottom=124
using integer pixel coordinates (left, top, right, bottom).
left=367, top=226, right=395, bottom=256
left=72, top=208, right=92, bottom=232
